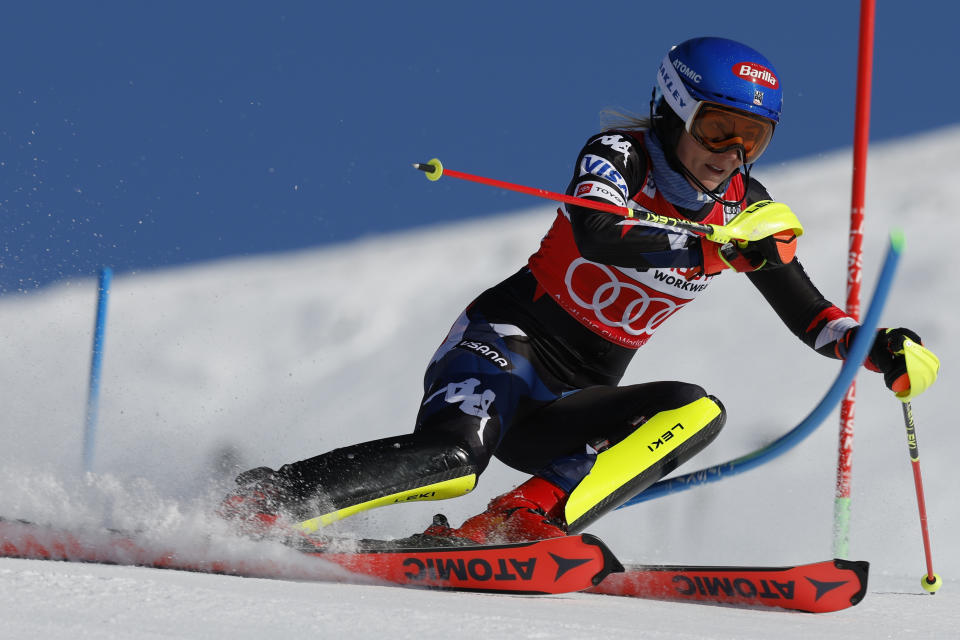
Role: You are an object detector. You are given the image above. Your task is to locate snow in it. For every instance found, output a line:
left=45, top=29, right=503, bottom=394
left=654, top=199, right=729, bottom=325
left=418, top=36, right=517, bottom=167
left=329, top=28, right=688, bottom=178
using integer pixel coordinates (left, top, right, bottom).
left=1, top=125, right=959, bottom=637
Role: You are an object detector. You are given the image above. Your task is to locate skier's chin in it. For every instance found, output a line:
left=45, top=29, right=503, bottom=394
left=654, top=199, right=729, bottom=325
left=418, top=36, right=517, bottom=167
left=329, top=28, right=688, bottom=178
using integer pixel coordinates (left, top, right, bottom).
left=693, top=166, right=733, bottom=192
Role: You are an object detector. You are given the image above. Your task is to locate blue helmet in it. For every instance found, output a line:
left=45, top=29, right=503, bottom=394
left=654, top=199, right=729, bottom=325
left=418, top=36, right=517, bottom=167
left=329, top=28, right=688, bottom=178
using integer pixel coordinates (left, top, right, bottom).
left=656, top=36, right=782, bottom=125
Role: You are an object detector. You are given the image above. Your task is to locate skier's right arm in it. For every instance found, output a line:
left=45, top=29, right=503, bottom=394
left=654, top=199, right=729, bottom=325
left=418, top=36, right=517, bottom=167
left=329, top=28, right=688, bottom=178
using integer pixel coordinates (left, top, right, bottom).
left=563, top=134, right=705, bottom=271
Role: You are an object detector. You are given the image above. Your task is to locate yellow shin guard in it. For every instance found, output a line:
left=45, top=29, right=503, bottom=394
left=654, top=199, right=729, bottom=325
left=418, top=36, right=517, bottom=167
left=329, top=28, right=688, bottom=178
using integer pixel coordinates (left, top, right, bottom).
left=564, top=395, right=725, bottom=533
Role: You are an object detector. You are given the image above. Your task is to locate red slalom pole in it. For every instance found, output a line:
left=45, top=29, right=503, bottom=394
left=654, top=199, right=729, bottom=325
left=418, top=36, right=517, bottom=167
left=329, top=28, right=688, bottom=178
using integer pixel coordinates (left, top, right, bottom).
left=833, top=0, right=875, bottom=558
left=901, top=401, right=942, bottom=593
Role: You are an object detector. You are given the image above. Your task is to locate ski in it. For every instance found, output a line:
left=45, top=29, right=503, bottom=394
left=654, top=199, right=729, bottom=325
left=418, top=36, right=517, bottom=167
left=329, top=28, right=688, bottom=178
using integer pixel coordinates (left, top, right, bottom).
left=0, top=517, right=620, bottom=595
left=292, top=533, right=622, bottom=594
left=586, top=558, right=869, bottom=613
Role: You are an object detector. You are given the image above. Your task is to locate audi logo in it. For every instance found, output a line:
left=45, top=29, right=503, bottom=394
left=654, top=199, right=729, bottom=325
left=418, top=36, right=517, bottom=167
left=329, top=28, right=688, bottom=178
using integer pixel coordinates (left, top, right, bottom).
left=564, top=259, right=682, bottom=336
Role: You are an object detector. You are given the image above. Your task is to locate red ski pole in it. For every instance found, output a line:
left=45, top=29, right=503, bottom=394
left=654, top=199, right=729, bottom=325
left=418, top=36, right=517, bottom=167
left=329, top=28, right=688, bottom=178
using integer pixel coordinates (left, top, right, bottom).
left=901, top=400, right=942, bottom=593
left=413, top=158, right=804, bottom=245
left=412, top=158, right=716, bottom=236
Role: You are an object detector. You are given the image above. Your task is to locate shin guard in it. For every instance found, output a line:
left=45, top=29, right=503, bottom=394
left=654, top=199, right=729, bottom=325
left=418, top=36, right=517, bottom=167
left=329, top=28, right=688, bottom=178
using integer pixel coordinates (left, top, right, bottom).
left=274, top=434, right=478, bottom=533
left=564, top=395, right=725, bottom=533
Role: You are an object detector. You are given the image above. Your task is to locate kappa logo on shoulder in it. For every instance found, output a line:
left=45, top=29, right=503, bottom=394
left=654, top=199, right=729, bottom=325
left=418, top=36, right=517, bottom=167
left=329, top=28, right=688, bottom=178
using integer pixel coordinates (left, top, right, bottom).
left=595, top=135, right=632, bottom=164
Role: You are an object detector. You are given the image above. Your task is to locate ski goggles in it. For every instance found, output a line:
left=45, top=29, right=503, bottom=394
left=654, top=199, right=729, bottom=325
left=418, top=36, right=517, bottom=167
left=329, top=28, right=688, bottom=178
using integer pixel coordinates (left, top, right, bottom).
left=687, top=102, right=776, bottom=163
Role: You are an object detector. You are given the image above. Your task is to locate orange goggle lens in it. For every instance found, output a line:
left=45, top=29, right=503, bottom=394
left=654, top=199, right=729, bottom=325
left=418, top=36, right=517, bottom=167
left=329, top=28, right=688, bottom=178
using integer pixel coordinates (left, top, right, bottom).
left=689, top=103, right=775, bottom=163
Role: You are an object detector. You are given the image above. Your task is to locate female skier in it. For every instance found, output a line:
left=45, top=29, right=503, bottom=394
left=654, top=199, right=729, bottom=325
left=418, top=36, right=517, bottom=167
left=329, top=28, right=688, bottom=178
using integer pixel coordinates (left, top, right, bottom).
left=220, top=37, right=940, bottom=544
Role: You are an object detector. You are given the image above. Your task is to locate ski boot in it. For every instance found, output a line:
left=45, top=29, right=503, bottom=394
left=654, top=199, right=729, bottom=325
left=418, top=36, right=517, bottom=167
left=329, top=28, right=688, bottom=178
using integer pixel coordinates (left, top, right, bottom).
left=423, top=476, right=569, bottom=544
left=217, top=466, right=288, bottom=537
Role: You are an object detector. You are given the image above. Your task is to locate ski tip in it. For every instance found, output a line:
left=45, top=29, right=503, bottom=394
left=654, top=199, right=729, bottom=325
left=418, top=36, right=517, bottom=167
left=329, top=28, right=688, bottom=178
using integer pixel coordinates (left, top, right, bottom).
left=834, top=558, right=870, bottom=606
left=889, top=228, right=905, bottom=253
left=579, top=533, right=625, bottom=582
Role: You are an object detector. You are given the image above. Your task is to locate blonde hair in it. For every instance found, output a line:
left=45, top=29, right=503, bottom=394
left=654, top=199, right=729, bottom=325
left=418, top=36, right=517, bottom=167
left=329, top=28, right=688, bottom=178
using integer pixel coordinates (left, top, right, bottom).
left=599, top=108, right=651, bottom=132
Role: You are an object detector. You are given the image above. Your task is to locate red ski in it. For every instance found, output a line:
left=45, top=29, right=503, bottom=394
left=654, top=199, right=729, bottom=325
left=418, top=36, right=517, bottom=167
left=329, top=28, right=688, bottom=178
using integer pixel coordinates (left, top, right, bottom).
left=294, top=534, right=621, bottom=594
left=587, top=559, right=869, bottom=613
left=0, top=517, right=620, bottom=595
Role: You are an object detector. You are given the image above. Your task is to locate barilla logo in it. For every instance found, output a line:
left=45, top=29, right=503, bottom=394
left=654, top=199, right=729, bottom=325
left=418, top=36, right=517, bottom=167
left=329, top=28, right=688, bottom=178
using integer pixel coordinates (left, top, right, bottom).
left=734, top=62, right=777, bottom=89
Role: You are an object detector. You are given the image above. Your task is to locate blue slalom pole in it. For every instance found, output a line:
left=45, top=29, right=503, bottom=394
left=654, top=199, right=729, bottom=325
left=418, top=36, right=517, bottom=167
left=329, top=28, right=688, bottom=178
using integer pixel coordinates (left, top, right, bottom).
left=82, top=267, right=112, bottom=473
left=618, top=229, right=903, bottom=508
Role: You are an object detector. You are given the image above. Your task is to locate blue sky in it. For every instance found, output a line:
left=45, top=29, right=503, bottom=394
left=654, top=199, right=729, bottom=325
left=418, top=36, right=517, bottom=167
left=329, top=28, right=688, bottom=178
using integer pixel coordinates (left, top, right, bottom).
left=2, top=2, right=957, bottom=292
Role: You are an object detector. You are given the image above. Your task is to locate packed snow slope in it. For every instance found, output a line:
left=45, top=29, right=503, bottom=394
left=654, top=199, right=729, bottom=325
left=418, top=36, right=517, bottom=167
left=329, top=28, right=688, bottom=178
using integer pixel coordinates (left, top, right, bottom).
left=1, top=125, right=958, bottom=638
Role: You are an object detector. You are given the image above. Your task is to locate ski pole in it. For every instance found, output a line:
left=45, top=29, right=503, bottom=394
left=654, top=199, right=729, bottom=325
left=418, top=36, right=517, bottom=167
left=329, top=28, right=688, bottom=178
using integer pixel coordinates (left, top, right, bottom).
left=413, top=158, right=714, bottom=237
left=900, top=400, right=942, bottom=593
left=413, top=158, right=803, bottom=245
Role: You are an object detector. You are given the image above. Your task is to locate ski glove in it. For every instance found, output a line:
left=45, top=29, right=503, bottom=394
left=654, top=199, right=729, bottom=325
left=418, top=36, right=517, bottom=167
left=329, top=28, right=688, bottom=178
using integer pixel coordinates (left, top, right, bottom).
left=866, top=328, right=941, bottom=401
left=720, top=231, right=798, bottom=272
left=700, top=200, right=802, bottom=275
left=702, top=231, right=798, bottom=274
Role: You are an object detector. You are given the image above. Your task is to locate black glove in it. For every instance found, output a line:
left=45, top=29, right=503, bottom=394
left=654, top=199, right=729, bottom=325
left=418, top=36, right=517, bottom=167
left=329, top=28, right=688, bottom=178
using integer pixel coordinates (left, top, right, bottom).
left=866, top=327, right=940, bottom=399
left=717, top=231, right=798, bottom=273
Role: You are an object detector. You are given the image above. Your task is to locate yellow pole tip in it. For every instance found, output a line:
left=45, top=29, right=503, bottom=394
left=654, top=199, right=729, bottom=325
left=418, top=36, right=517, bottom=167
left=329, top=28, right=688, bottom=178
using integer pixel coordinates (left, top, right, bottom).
left=921, top=573, right=943, bottom=593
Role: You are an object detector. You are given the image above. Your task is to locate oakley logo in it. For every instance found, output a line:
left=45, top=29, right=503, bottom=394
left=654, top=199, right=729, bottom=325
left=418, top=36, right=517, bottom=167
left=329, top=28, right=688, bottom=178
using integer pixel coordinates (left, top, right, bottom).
left=734, top=62, right=778, bottom=89
left=658, top=61, right=688, bottom=112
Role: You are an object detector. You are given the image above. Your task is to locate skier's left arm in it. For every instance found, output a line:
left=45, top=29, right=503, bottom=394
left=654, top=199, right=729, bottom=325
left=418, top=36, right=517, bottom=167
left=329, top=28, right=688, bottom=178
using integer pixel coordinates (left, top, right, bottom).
left=747, top=263, right=940, bottom=400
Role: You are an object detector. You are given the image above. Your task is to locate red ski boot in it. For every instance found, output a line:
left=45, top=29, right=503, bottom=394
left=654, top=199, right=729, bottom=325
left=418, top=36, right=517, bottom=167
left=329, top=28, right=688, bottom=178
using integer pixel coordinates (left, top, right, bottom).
left=217, top=467, right=286, bottom=537
left=423, top=476, right=569, bottom=544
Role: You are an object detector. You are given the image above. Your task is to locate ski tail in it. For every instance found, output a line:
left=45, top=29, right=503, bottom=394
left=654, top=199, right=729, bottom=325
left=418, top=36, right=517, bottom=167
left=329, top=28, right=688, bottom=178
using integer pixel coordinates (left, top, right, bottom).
left=586, top=558, right=869, bottom=613
left=0, top=516, right=621, bottom=595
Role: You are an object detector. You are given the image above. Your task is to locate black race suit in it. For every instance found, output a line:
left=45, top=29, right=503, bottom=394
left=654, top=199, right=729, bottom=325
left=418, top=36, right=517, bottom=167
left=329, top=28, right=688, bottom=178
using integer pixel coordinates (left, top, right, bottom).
left=412, top=130, right=857, bottom=493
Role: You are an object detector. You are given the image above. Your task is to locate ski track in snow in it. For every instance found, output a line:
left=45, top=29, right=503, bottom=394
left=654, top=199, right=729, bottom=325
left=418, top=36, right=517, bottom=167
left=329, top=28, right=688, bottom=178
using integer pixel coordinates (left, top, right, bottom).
left=1, top=125, right=959, bottom=638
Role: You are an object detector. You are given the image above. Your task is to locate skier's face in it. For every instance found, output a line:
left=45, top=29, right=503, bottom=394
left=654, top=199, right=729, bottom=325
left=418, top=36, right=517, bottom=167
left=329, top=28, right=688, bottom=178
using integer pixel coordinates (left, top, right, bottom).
left=675, top=130, right=743, bottom=192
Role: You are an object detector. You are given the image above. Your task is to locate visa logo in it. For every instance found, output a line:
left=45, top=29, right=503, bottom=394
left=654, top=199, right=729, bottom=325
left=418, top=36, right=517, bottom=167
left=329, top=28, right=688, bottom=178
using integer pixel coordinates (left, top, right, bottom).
left=580, top=154, right=628, bottom=197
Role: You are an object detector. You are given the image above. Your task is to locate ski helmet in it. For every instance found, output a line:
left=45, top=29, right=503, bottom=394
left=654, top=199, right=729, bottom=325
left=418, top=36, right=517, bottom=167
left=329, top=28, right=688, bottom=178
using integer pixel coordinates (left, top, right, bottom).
left=652, top=37, right=781, bottom=164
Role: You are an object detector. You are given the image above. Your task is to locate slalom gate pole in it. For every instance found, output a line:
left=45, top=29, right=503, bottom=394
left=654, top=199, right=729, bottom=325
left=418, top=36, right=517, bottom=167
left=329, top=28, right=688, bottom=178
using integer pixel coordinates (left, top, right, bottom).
left=82, top=267, right=112, bottom=473
left=833, top=0, right=876, bottom=559
left=900, top=401, right=942, bottom=593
